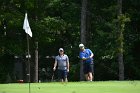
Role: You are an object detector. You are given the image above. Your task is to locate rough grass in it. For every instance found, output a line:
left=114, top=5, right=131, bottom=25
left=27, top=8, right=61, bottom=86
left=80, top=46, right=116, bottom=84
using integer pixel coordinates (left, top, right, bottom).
left=0, top=81, right=140, bottom=93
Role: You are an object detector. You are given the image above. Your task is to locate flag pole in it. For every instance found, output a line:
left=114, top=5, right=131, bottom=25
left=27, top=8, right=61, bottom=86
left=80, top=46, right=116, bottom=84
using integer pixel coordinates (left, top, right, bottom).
left=27, top=34, right=31, bottom=93
left=23, top=12, right=32, bottom=93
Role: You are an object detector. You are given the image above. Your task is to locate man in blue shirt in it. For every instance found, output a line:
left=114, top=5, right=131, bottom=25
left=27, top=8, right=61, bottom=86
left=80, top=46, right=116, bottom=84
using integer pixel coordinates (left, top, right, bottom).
left=79, top=44, right=94, bottom=81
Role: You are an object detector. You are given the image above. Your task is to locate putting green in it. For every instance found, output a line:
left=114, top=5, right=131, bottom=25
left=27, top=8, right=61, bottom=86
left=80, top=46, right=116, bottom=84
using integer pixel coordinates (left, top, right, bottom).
left=0, top=81, right=140, bottom=93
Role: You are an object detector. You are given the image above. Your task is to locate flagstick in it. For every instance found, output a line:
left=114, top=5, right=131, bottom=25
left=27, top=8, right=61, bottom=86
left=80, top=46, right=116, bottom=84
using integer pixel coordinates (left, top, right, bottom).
left=27, top=34, right=31, bottom=93
left=23, top=12, right=32, bottom=93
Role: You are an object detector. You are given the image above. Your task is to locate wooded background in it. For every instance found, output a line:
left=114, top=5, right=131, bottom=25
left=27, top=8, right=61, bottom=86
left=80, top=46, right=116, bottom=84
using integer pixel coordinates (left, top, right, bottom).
left=0, top=0, right=140, bottom=83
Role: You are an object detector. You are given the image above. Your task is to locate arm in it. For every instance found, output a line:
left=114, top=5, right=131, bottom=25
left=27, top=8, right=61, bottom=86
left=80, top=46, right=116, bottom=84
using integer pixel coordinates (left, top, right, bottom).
left=67, top=62, right=69, bottom=72
left=80, top=53, right=93, bottom=60
left=89, top=53, right=94, bottom=58
left=87, top=49, right=94, bottom=59
left=53, top=59, right=57, bottom=71
left=79, top=52, right=87, bottom=60
left=81, top=57, right=87, bottom=60
left=66, top=56, right=70, bottom=72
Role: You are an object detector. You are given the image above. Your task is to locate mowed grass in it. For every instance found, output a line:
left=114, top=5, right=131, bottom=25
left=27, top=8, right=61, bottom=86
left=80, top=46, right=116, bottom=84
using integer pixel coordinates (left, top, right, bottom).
left=0, top=81, right=140, bottom=93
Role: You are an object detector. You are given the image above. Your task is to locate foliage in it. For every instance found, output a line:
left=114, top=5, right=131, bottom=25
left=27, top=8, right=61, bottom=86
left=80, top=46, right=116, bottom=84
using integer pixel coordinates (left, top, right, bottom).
left=0, top=0, right=140, bottom=82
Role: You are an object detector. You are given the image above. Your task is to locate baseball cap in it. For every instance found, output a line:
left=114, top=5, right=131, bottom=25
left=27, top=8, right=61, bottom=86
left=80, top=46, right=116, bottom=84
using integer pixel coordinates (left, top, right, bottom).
left=79, top=44, right=84, bottom=48
left=59, top=48, right=64, bottom=52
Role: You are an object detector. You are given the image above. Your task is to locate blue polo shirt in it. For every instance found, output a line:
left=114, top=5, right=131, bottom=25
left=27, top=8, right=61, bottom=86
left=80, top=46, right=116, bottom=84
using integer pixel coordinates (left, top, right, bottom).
left=79, top=49, right=93, bottom=63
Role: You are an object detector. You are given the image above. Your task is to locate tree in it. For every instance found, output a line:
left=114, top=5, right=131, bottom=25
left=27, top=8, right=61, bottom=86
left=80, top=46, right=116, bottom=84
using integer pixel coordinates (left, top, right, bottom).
left=80, top=0, right=88, bottom=81
left=117, top=0, right=130, bottom=80
left=0, top=0, right=140, bottom=83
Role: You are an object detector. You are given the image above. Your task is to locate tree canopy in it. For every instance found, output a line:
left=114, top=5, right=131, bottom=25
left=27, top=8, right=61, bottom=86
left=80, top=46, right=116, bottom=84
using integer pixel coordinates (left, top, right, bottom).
left=0, top=0, right=140, bottom=83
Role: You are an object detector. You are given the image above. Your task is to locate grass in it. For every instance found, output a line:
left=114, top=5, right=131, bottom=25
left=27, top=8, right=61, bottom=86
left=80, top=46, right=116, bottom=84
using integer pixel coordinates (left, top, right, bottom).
left=0, top=81, right=140, bottom=93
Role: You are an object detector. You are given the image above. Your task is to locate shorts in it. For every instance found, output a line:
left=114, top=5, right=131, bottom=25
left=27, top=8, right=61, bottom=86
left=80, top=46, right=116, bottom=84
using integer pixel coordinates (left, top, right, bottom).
left=57, top=69, right=68, bottom=80
left=83, top=62, right=94, bottom=74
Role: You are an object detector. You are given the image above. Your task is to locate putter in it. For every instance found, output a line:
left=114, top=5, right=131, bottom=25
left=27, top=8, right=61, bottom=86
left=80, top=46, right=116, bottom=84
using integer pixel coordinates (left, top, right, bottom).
left=51, top=71, right=55, bottom=81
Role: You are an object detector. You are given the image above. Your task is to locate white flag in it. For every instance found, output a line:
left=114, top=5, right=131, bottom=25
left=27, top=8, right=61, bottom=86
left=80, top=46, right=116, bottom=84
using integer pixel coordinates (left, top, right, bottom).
left=23, top=13, right=32, bottom=37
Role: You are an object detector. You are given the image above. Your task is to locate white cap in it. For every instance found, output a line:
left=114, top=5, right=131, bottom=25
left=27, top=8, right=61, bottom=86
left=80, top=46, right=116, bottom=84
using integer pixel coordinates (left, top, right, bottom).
left=79, top=44, right=84, bottom=47
left=59, top=48, right=64, bottom=52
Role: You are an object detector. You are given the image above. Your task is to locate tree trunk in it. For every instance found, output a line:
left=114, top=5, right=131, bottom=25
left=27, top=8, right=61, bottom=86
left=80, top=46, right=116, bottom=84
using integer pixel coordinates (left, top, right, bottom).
left=80, top=0, right=87, bottom=81
left=86, top=0, right=92, bottom=46
left=117, top=0, right=124, bottom=80
left=81, top=0, right=87, bottom=45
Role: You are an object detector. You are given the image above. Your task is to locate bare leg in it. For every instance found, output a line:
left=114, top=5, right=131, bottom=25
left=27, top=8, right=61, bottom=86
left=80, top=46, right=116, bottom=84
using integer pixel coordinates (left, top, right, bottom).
left=60, top=79, right=63, bottom=82
left=85, top=74, right=89, bottom=81
left=88, top=72, right=93, bottom=81
left=64, top=77, right=68, bottom=82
